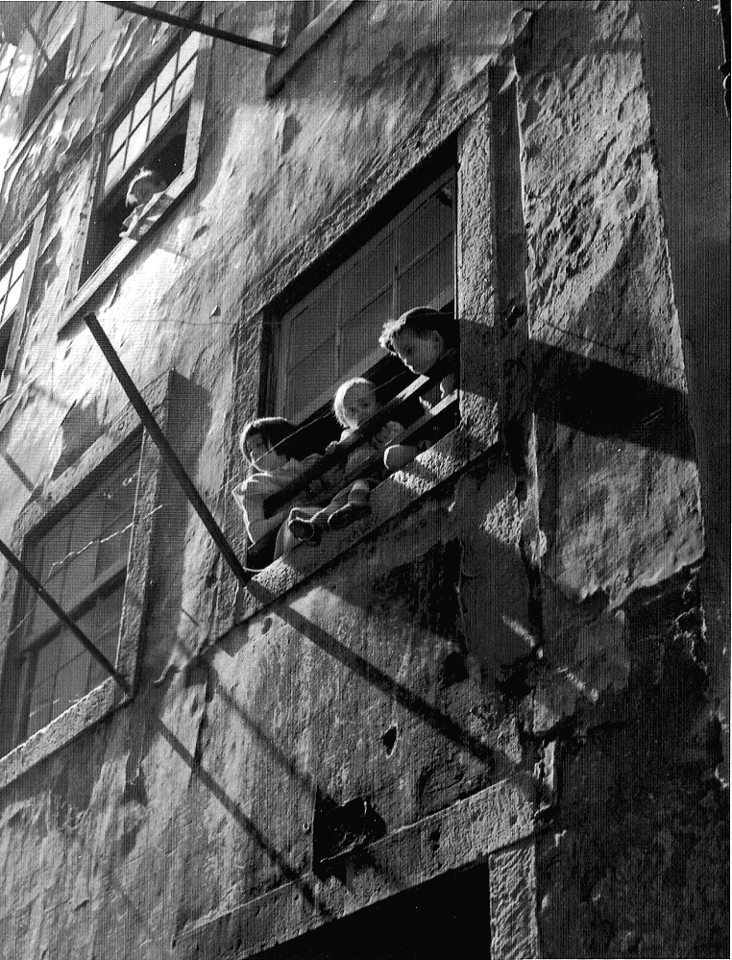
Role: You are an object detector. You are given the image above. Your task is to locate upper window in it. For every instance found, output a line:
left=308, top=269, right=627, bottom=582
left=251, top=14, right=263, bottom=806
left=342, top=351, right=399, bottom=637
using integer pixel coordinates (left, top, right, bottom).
left=0, top=236, right=30, bottom=377
left=2, top=445, right=140, bottom=748
left=276, top=168, right=455, bottom=422
left=22, top=34, right=70, bottom=132
left=79, top=30, right=201, bottom=285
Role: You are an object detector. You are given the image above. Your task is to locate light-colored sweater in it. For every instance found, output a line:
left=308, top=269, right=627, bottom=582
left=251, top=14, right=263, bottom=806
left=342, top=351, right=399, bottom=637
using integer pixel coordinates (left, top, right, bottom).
left=231, top=455, right=320, bottom=543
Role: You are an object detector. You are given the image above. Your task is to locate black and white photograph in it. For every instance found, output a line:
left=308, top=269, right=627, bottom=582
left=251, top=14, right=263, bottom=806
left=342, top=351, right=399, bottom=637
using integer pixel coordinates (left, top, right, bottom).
left=0, top=2, right=728, bottom=958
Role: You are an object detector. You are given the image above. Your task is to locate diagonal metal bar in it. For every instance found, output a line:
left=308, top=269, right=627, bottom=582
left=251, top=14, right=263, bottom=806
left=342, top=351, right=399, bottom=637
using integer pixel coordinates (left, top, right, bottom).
left=99, top=1, right=283, bottom=55
left=0, top=537, right=131, bottom=694
left=84, top=312, right=251, bottom=587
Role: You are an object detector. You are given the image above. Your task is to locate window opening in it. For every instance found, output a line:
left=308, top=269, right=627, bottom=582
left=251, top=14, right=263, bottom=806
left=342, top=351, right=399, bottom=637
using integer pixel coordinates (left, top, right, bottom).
left=3, top=445, right=140, bottom=749
left=0, top=235, right=30, bottom=376
left=244, top=166, right=458, bottom=568
left=80, top=31, right=199, bottom=283
left=23, top=33, right=70, bottom=131
left=275, top=168, right=455, bottom=454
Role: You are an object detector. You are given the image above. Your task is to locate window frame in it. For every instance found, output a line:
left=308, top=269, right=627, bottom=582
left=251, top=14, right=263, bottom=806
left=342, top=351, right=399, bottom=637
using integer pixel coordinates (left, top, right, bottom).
left=60, top=17, right=213, bottom=326
left=0, top=371, right=175, bottom=788
left=274, top=167, right=456, bottom=424
left=266, top=0, right=358, bottom=97
left=0, top=191, right=49, bottom=400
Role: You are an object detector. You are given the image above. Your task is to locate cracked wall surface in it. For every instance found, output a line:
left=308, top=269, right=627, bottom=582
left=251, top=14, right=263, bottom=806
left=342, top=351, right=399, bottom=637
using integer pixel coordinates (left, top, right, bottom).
left=0, top=2, right=727, bottom=958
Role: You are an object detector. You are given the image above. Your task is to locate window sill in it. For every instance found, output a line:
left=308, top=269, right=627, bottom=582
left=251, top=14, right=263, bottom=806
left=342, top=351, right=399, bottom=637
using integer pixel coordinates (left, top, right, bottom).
left=59, top=166, right=196, bottom=335
left=265, top=0, right=358, bottom=97
left=0, top=675, right=128, bottom=790
left=234, top=416, right=500, bottom=624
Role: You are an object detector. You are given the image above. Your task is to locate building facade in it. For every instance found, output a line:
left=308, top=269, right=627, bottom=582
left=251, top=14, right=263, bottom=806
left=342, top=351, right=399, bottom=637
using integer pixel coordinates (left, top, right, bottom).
left=0, top=2, right=728, bottom=957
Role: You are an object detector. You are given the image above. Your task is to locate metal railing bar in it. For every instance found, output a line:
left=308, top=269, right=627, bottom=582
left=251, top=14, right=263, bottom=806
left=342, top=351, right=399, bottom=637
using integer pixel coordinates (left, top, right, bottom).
left=0, top=537, right=131, bottom=693
left=99, top=2, right=284, bottom=55
left=84, top=312, right=251, bottom=588
left=263, top=349, right=457, bottom=516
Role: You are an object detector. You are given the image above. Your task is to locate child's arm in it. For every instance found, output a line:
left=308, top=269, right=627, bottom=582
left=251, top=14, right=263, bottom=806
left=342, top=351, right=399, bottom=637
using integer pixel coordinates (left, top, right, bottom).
left=233, top=476, right=290, bottom=543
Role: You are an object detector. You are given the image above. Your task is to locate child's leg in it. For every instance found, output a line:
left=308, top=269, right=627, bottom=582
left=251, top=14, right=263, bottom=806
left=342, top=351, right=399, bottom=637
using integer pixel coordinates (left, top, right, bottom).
left=384, top=443, right=420, bottom=472
left=327, top=480, right=372, bottom=529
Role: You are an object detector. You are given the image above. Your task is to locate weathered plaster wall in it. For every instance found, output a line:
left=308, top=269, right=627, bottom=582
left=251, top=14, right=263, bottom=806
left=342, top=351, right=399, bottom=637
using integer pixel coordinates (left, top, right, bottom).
left=0, top=2, right=726, bottom=958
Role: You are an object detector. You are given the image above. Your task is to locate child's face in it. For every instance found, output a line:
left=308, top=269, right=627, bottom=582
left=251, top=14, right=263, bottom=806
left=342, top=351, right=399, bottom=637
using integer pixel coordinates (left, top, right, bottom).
left=342, top=382, right=378, bottom=428
left=391, top=328, right=444, bottom=375
left=247, top=433, right=286, bottom=473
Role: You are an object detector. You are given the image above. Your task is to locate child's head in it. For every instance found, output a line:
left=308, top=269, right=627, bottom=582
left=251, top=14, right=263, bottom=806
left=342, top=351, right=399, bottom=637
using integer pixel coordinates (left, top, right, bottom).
left=333, top=378, right=378, bottom=429
left=240, top=417, right=298, bottom=472
left=126, top=168, right=167, bottom=208
left=379, top=306, right=456, bottom=375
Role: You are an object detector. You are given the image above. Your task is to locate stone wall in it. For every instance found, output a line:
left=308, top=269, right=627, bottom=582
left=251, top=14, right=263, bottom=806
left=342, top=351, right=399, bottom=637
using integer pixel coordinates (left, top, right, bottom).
left=0, top=3, right=726, bottom=958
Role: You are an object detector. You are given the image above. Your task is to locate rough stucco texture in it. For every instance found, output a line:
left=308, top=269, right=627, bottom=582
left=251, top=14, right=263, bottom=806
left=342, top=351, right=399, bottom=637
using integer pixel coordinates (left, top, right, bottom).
left=0, top=2, right=726, bottom=959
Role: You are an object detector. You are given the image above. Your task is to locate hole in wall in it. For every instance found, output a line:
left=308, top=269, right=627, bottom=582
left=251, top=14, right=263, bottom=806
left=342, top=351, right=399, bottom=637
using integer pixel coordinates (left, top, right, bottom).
left=382, top=724, right=398, bottom=756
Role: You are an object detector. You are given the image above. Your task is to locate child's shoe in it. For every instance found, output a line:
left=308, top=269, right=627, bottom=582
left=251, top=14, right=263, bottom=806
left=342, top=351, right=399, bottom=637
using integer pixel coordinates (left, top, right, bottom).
left=327, top=501, right=371, bottom=530
left=289, top=517, right=321, bottom=544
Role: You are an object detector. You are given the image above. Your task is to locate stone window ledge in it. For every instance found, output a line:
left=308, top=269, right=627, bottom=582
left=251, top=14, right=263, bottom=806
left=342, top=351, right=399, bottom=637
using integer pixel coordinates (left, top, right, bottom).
left=0, top=371, right=176, bottom=792
left=232, top=420, right=500, bottom=625
left=0, top=676, right=126, bottom=791
left=265, top=0, right=358, bottom=97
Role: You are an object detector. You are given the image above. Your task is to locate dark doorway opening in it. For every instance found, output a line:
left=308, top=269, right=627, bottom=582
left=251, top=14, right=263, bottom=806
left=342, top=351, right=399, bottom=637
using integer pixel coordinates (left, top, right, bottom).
left=253, top=863, right=491, bottom=960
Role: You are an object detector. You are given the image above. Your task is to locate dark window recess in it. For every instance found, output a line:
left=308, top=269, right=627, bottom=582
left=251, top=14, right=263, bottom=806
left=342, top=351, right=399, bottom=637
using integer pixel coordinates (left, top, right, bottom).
left=23, top=36, right=70, bottom=131
left=0, top=445, right=141, bottom=755
left=80, top=113, right=188, bottom=284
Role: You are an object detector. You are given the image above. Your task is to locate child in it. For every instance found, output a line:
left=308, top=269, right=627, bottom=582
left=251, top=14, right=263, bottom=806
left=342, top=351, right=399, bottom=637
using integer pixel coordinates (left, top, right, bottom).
left=120, top=168, right=170, bottom=240
left=378, top=306, right=458, bottom=471
left=232, top=417, right=326, bottom=559
left=288, top=378, right=403, bottom=543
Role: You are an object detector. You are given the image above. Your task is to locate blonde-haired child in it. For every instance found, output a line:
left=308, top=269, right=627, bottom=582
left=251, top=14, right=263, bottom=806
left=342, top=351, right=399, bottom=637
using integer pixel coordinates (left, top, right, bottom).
left=288, top=378, right=403, bottom=543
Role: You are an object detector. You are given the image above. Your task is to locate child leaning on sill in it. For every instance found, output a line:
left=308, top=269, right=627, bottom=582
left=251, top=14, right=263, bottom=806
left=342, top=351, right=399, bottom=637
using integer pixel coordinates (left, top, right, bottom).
left=231, top=417, right=332, bottom=559
left=378, top=306, right=458, bottom=471
left=288, top=378, right=403, bottom=545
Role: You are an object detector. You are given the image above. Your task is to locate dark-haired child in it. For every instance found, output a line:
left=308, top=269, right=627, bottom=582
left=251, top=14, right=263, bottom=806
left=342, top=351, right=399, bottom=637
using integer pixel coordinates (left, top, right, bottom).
left=288, top=378, right=402, bottom=543
left=378, top=306, right=458, bottom=471
left=232, top=417, right=325, bottom=559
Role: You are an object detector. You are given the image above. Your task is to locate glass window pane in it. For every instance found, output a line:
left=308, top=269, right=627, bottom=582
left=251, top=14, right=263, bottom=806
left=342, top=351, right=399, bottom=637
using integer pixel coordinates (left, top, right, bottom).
left=0, top=263, right=12, bottom=302
left=148, top=85, right=174, bottom=140
left=131, top=80, right=154, bottom=133
left=396, top=235, right=453, bottom=314
left=51, top=642, right=89, bottom=721
left=287, top=289, right=338, bottom=362
left=285, top=336, right=336, bottom=417
left=3, top=275, right=23, bottom=319
left=398, top=189, right=453, bottom=268
left=26, top=641, right=62, bottom=735
left=154, top=51, right=178, bottom=104
left=104, top=149, right=126, bottom=191
left=12, top=243, right=29, bottom=282
left=178, top=33, right=199, bottom=69
left=124, top=119, right=149, bottom=171
left=341, top=235, right=393, bottom=320
left=26, top=672, right=55, bottom=736
left=340, top=289, right=392, bottom=374
left=172, top=56, right=196, bottom=109
left=108, top=110, right=131, bottom=160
